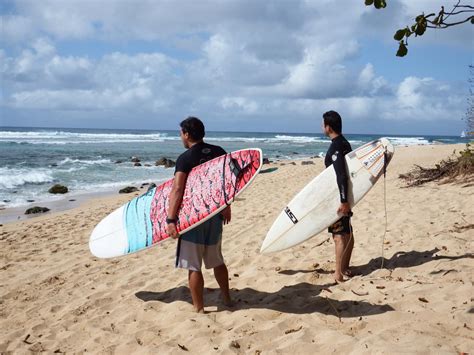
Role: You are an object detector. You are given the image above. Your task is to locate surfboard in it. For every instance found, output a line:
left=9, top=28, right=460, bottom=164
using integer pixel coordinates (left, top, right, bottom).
left=90, top=148, right=263, bottom=258
left=260, top=138, right=394, bottom=254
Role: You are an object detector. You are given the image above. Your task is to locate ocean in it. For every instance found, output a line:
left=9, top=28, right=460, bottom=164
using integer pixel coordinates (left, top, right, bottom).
left=0, top=126, right=469, bottom=211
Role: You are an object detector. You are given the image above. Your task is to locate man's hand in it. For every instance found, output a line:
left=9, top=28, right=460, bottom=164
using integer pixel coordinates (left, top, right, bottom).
left=221, top=206, right=231, bottom=225
left=167, top=223, right=179, bottom=239
left=337, top=202, right=351, bottom=216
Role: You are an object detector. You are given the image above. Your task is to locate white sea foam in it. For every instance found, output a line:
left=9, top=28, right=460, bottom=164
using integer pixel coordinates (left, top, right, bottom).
left=206, top=135, right=329, bottom=144
left=0, top=130, right=173, bottom=144
left=0, top=167, right=54, bottom=189
left=58, top=158, right=112, bottom=165
left=385, top=136, right=432, bottom=146
left=0, top=129, right=372, bottom=146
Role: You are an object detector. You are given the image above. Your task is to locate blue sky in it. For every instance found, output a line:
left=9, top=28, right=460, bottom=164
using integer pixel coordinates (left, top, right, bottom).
left=1, top=0, right=472, bottom=135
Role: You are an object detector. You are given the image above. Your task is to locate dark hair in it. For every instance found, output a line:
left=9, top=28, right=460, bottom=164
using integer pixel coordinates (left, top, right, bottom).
left=180, top=116, right=205, bottom=141
left=323, top=110, right=342, bottom=134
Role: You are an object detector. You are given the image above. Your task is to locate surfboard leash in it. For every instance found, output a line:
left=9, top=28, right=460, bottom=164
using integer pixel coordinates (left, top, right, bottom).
left=380, top=148, right=389, bottom=270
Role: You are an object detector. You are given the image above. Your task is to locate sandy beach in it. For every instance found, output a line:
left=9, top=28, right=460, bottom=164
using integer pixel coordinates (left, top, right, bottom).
left=0, top=143, right=472, bottom=353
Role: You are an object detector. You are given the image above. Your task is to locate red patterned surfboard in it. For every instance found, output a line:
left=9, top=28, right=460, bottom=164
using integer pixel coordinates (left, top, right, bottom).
left=89, top=148, right=263, bottom=258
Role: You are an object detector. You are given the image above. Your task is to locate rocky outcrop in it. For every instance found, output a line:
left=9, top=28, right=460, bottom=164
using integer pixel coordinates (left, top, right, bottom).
left=119, top=186, right=139, bottom=194
left=155, top=158, right=176, bottom=168
left=48, top=184, right=68, bottom=194
left=25, top=206, right=50, bottom=214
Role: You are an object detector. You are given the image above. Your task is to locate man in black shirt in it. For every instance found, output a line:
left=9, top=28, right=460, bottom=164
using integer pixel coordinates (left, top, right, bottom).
left=322, top=110, right=354, bottom=283
left=167, top=117, right=232, bottom=313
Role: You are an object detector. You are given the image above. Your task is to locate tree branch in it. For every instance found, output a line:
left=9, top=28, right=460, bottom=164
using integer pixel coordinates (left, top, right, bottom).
left=428, top=16, right=474, bottom=28
left=442, top=10, right=474, bottom=16
left=443, top=0, right=461, bottom=22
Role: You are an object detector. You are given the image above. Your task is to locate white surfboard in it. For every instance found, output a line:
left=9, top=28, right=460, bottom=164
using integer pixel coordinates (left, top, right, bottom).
left=260, top=138, right=394, bottom=254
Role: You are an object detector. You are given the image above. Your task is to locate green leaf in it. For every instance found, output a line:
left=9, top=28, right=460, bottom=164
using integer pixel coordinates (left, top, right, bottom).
left=394, top=29, right=406, bottom=41
left=415, top=22, right=427, bottom=36
left=365, top=0, right=374, bottom=5
left=396, top=42, right=408, bottom=57
left=374, top=0, right=386, bottom=9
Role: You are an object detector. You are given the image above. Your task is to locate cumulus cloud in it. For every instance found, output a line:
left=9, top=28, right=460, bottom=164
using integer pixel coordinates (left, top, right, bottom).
left=220, top=97, right=259, bottom=114
left=0, top=0, right=470, bottom=133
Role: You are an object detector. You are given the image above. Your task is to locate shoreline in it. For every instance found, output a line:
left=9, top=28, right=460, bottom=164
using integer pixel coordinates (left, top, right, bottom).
left=0, top=143, right=468, bottom=225
left=0, top=188, right=142, bottom=224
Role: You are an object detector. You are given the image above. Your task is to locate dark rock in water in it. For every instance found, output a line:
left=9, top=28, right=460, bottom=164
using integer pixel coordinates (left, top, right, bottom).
left=25, top=206, right=50, bottom=215
left=115, top=160, right=123, bottom=164
left=263, top=158, right=271, bottom=165
left=51, top=163, right=58, bottom=167
left=147, top=183, right=157, bottom=192
left=276, top=155, right=281, bottom=158
left=134, top=162, right=142, bottom=167
left=27, top=199, right=35, bottom=202
left=301, top=161, right=315, bottom=165
left=292, top=152, right=299, bottom=155
left=144, top=164, right=152, bottom=167
left=3, top=200, right=10, bottom=203
left=12, top=191, right=18, bottom=194
left=141, top=183, right=150, bottom=186
left=290, top=162, right=296, bottom=165
left=131, top=157, right=141, bottom=163
left=119, top=186, right=138, bottom=194
left=69, top=199, right=76, bottom=202
left=48, top=184, right=68, bottom=194
left=155, top=157, right=176, bottom=168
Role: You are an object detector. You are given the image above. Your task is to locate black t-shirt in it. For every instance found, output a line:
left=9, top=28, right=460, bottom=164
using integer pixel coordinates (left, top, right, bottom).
left=175, top=141, right=227, bottom=174
left=325, top=135, right=352, bottom=203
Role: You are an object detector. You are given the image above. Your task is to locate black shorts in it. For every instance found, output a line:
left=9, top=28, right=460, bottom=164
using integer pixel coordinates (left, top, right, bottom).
left=328, top=214, right=352, bottom=235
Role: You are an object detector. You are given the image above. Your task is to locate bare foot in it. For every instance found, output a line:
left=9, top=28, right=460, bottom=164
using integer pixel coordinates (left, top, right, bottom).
left=221, top=293, right=233, bottom=307
left=334, top=272, right=350, bottom=283
left=342, top=269, right=353, bottom=278
left=194, top=306, right=205, bottom=314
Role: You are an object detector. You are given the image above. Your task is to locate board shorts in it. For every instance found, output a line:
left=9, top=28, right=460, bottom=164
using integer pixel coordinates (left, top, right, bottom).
left=328, top=213, right=353, bottom=235
left=176, top=215, right=224, bottom=271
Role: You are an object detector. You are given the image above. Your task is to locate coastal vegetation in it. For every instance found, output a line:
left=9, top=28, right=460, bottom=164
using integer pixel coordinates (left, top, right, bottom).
left=399, top=143, right=474, bottom=186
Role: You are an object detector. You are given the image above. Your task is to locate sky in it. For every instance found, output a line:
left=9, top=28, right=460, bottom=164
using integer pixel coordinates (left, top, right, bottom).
left=1, top=0, right=473, bottom=135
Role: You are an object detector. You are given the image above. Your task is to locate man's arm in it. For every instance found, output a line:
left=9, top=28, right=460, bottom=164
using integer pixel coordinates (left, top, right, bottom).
left=332, top=149, right=351, bottom=215
left=166, top=171, right=187, bottom=239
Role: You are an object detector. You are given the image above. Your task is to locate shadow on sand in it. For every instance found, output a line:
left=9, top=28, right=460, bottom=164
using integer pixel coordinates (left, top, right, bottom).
left=278, top=248, right=473, bottom=278
left=351, top=248, right=473, bottom=277
left=136, top=249, right=472, bottom=315
left=136, top=281, right=394, bottom=317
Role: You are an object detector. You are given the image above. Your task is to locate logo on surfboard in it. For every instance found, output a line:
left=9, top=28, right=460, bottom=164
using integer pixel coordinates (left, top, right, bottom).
left=284, top=207, right=298, bottom=224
